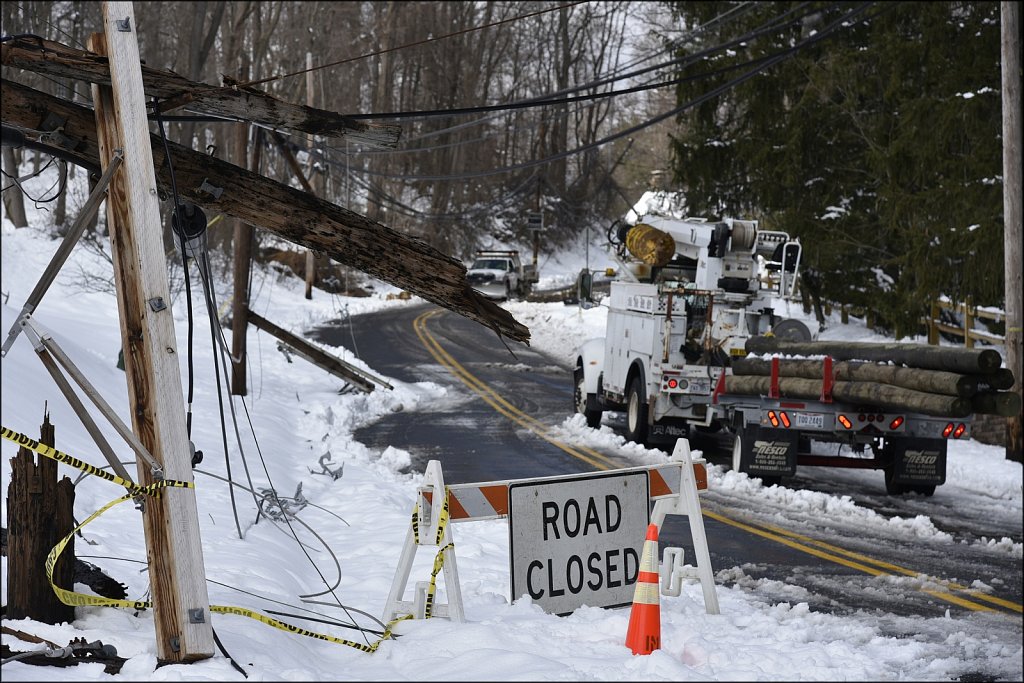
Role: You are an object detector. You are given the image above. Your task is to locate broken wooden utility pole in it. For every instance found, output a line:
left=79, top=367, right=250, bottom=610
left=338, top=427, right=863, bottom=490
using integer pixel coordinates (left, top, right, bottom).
left=0, top=35, right=401, bottom=148
left=6, top=412, right=75, bottom=625
left=2, top=76, right=530, bottom=344
left=88, top=1, right=213, bottom=662
left=247, top=311, right=392, bottom=393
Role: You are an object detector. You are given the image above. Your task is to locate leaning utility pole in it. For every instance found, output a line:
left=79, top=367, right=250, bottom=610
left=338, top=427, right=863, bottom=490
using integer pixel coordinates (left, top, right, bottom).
left=1002, top=1, right=1022, bottom=463
left=89, top=1, right=214, bottom=661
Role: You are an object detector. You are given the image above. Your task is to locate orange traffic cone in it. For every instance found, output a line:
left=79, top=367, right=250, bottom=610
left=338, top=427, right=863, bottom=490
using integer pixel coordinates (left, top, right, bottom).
left=625, top=522, right=661, bottom=655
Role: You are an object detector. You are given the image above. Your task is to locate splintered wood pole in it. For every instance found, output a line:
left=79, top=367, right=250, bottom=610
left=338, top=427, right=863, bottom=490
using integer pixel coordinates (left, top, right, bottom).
left=6, top=412, right=75, bottom=625
left=88, top=2, right=213, bottom=662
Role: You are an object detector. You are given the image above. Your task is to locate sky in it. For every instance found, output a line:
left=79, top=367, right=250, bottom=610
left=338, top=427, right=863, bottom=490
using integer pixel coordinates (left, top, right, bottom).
left=1, top=178, right=1022, bottom=681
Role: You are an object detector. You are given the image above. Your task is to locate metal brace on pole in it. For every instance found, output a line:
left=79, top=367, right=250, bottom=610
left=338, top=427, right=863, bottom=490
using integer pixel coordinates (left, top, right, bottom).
left=2, top=151, right=123, bottom=358
left=17, top=314, right=163, bottom=480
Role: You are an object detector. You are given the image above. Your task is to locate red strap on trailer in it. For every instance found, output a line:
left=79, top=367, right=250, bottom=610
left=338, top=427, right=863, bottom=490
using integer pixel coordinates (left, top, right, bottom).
left=712, top=369, right=727, bottom=404
left=769, top=356, right=780, bottom=399
left=820, top=355, right=834, bottom=403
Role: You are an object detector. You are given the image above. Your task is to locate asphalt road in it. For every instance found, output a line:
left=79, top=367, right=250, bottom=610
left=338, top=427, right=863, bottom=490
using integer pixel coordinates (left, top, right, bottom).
left=310, top=302, right=1022, bottom=668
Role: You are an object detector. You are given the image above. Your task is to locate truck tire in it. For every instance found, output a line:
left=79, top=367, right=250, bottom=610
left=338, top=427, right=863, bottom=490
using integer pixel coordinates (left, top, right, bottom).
left=574, top=368, right=603, bottom=428
left=731, top=430, right=744, bottom=473
left=625, top=375, right=649, bottom=445
left=883, top=466, right=907, bottom=495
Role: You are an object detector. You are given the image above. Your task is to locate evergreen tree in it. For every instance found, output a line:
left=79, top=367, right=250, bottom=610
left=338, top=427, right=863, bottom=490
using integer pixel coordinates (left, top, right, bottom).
left=668, top=1, right=1003, bottom=336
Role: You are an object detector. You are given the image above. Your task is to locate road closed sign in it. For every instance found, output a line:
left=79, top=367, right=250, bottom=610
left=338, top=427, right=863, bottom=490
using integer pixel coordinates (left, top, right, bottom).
left=508, top=470, right=649, bottom=615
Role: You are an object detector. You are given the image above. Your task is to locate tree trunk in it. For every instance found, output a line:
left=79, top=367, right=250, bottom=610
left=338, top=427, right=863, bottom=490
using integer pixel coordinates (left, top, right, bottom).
left=2, top=146, right=28, bottom=227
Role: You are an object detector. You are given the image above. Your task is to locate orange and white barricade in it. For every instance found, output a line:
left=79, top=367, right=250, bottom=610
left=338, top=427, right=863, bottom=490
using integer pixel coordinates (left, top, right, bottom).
left=382, top=438, right=719, bottom=622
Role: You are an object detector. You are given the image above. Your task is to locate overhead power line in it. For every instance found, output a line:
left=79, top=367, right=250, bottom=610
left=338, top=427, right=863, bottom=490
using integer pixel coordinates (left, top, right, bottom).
left=349, top=2, right=878, bottom=183
left=237, top=0, right=588, bottom=89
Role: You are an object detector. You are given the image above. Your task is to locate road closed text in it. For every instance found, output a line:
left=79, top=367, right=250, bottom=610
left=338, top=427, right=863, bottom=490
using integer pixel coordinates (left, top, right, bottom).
left=525, top=496, right=638, bottom=598
left=509, top=471, right=649, bottom=615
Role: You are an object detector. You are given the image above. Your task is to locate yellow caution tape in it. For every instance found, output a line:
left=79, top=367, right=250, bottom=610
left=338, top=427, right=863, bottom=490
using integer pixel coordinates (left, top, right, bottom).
left=409, top=489, right=453, bottom=619
left=411, top=502, right=420, bottom=545
left=2, top=425, right=144, bottom=493
left=423, top=542, right=454, bottom=619
left=210, top=605, right=411, bottom=652
left=4, top=425, right=407, bottom=652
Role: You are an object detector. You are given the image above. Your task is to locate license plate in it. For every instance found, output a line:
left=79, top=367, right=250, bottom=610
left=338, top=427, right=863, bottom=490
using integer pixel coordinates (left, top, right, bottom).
left=795, top=412, right=824, bottom=429
left=685, top=380, right=711, bottom=394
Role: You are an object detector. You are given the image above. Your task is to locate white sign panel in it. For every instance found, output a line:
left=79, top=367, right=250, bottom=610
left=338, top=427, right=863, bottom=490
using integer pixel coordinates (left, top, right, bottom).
left=508, top=470, right=648, bottom=615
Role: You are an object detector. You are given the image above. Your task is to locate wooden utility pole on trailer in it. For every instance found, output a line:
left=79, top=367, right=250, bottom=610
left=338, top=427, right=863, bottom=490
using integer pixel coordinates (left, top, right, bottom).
left=88, top=1, right=214, bottom=662
left=1001, top=2, right=1022, bottom=463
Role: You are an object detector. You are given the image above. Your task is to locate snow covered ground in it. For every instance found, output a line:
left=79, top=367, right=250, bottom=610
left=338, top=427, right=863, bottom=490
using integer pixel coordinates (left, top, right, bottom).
left=1, top=179, right=1021, bottom=680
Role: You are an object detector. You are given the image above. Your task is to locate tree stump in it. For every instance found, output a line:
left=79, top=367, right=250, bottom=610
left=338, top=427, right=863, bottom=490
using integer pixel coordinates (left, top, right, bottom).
left=6, top=412, right=76, bottom=623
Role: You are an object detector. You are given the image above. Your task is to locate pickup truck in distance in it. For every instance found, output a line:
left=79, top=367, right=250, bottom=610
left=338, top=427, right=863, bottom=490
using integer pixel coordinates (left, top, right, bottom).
left=466, top=250, right=538, bottom=301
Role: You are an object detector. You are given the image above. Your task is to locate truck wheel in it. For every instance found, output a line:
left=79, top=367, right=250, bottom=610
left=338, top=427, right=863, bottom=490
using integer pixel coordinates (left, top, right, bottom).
left=574, top=369, right=603, bottom=428
left=883, top=466, right=907, bottom=495
left=625, top=376, right=649, bottom=445
left=731, top=431, right=746, bottom=474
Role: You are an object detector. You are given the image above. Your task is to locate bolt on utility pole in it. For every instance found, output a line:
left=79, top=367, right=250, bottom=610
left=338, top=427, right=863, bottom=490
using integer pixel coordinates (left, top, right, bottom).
left=1002, top=1, right=1022, bottom=463
left=89, top=1, right=214, bottom=661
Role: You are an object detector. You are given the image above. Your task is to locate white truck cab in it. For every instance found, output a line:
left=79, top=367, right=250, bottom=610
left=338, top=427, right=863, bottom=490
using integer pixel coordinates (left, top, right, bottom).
left=466, top=250, right=538, bottom=301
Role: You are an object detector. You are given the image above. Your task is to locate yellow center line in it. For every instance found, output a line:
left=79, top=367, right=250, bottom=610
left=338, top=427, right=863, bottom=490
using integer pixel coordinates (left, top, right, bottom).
left=413, top=307, right=1021, bottom=616
left=714, top=507, right=1023, bottom=613
left=413, top=309, right=618, bottom=470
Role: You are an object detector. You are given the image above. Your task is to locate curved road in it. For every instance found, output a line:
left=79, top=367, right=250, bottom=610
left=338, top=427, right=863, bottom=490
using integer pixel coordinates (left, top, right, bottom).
left=311, top=302, right=1022, bottom=668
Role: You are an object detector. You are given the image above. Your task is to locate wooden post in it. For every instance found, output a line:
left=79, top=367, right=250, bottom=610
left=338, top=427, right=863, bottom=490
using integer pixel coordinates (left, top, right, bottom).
left=230, top=123, right=255, bottom=396
left=6, top=412, right=75, bottom=624
left=1002, top=1, right=1023, bottom=462
left=304, top=51, right=317, bottom=300
left=964, top=298, right=975, bottom=349
left=928, top=302, right=939, bottom=345
left=88, top=3, right=214, bottom=662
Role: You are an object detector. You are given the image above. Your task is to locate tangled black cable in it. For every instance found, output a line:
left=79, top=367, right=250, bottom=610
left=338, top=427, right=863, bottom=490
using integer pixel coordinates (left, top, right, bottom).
left=1, top=155, right=67, bottom=208
left=151, top=98, right=198, bottom=441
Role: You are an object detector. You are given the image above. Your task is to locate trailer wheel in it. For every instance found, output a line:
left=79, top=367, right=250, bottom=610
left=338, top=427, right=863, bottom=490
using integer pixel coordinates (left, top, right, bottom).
left=574, top=368, right=603, bottom=428
left=731, top=430, right=745, bottom=474
left=625, top=376, right=648, bottom=445
left=883, top=466, right=907, bottom=495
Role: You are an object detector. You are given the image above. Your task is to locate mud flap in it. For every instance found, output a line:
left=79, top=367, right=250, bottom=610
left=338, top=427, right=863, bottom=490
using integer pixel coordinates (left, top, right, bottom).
left=739, top=426, right=798, bottom=477
left=888, top=438, right=947, bottom=486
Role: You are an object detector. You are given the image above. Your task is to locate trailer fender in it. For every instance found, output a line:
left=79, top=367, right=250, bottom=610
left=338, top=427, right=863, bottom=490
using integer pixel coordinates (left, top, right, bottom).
left=576, top=338, right=605, bottom=395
